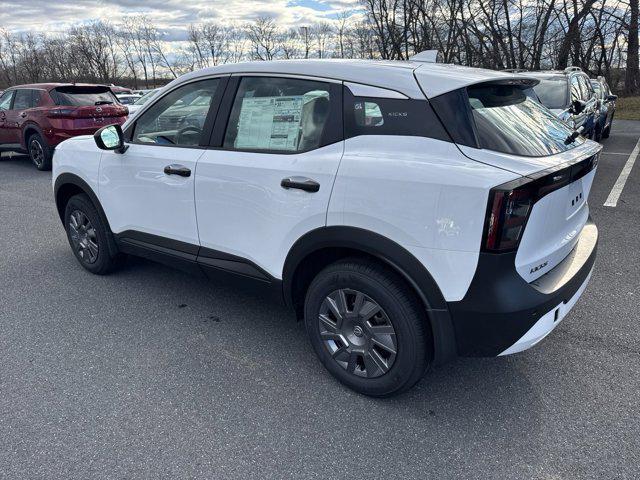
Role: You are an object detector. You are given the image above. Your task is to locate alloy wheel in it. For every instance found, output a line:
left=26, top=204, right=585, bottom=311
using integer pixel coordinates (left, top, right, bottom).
left=29, top=138, right=44, bottom=167
left=68, top=210, right=99, bottom=264
left=318, top=289, right=397, bottom=378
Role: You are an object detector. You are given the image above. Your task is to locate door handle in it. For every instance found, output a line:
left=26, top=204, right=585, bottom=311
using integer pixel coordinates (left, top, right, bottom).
left=164, top=164, right=191, bottom=177
left=281, top=176, right=320, bottom=193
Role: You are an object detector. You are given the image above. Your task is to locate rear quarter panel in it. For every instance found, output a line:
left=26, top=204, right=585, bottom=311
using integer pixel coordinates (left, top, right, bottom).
left=327, top=136, right=519, bottom=301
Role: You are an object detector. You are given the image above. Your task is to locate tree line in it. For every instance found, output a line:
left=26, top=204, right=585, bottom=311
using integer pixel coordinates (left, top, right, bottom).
left=0, top=1, right=638, bottom=95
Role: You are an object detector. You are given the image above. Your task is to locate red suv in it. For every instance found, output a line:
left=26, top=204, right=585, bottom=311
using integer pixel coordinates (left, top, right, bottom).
left=0, top=84, right=128, bottom=170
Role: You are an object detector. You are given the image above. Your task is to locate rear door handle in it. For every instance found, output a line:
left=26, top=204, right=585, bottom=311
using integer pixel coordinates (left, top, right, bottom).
left=164, top=164, right=191, bottom=177
left=281, top=176, right=320, bottom=193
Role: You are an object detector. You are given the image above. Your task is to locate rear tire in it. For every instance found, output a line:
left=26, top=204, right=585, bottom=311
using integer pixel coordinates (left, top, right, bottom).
left=304, top=258, right=432, bottom=397
left=27, top=132, right=52, bottom=171
left=64, top=194, right=122, bottom=275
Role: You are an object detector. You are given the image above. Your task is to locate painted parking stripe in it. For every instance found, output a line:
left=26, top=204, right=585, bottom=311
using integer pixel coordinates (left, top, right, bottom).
left=604, top=136, right=640, bottom=207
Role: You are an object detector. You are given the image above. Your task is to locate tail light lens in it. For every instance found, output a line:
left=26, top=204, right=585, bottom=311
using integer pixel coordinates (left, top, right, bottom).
left=482, top=154, right=598, bottom=253
left=46, top=108, right=76, bottom=118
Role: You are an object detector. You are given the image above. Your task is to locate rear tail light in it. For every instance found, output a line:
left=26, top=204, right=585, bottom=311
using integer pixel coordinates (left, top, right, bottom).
left=482, top=154, right=598, bottom=253
left=46, top=108, right=76, bottom=118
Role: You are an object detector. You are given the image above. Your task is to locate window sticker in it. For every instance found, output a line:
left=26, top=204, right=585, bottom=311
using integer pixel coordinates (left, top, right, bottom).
left=235, top=95, right=304, bottom=151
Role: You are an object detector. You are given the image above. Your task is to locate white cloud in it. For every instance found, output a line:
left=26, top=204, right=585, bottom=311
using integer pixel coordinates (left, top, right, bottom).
left=0, top=0, right=363, bottom=35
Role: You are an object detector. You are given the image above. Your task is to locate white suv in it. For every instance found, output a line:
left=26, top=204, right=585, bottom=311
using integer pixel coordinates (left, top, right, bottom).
left=52, top=60, right=600, bottom=397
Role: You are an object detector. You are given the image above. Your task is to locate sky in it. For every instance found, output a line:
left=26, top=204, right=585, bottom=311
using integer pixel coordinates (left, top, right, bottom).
left=0, top=0, right=361, bottom=38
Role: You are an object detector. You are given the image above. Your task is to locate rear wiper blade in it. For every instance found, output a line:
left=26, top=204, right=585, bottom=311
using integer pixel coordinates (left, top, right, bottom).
left=95, top=101, right=113, bottom=105
left=564, top=125, right=584, bottom=145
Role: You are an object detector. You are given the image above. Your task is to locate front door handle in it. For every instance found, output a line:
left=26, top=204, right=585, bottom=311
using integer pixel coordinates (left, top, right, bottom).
left=164, top=164, right=191, bottom=177
left=281, top=176, right=320, bottom=193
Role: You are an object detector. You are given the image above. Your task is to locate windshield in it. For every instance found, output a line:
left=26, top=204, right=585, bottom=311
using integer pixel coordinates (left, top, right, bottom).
left=591, top=82, right=603, bottom=98
left=52, top=86, right=117, bottom=106
left=467, top=84, right=584, bottom=157
left=133, top=91, right=157, bottom=105
left=532, top=77, right=568, bottom=110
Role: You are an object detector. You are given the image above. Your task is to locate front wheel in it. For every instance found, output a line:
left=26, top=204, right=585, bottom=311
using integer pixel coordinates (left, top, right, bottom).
left=304, top=259, right=432, bottom=397
left=64, top=194, right=122, bottom=275
left=602, top=114, right=614, bottom=139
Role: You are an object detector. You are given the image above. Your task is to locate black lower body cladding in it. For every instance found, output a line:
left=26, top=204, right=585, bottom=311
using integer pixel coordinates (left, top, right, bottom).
left=448, top=219, right=598, bottom=357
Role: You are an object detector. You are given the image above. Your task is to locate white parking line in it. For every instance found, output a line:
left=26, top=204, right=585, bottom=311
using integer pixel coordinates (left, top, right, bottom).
left=604, top=137, right=640, bottom=207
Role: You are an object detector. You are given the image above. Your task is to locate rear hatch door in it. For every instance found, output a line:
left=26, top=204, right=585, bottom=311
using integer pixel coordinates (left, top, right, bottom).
left=49, top=86, right=128, bottom=128
left=426, top=78, right=602, bottom=282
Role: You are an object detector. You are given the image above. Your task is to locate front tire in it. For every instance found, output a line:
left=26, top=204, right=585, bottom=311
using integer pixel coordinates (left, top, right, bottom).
left=27, top=132, right=52, bottom=171
left=602, top=114, right=613, bottom=139
left=64, top=194, right=122, bottom=275
left=304, top=259, right=432, bottom=397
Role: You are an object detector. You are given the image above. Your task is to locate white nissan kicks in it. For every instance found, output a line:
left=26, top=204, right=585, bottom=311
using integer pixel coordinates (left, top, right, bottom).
left=52, top=60, right=600, bottom=397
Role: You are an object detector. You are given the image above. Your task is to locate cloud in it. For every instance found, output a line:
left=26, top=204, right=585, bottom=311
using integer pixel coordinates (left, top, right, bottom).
left=0, top=0, right=362, bottom=35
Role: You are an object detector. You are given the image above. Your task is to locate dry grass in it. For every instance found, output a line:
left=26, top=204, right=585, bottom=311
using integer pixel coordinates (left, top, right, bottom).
left=615, top=96, right=640, bottom=121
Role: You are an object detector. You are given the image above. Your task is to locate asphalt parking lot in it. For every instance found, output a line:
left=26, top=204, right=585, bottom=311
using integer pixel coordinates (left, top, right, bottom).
left=1, top=122, right=639, bottom=480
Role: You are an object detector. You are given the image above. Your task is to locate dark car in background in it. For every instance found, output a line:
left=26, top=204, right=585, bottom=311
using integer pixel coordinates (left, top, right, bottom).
left=0, top=84, right=128, bottom=170
left=591, top=77, right=617, bottom=141
left=528, top=67, right=599, bottom=139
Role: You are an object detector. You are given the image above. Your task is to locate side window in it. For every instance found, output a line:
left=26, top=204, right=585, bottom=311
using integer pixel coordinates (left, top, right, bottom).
left=132, top=78, right=220, bottom=147
left=0, top=90, right=14, bottom=110
left=223, top=76, right=332, bottom=153
left=569, top=76, right=582, bottom=102
left=345, top=88, right=449, bottom=140
left=13, top=89, right=35, bottom=110
left=578, top=76, right=592, bottom=100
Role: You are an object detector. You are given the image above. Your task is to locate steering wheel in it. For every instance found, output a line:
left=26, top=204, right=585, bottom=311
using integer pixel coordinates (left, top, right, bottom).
left=175, top=125, right=202, bottom=145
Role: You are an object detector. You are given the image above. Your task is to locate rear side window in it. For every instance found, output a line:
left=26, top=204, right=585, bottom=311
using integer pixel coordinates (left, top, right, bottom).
left=344, top=88, right=449, bottom=141
left=13, top=89, right=38, bottom=110
left=223, top=77, right=334, bottom=153
left=51, top=86, right=117, bottom=106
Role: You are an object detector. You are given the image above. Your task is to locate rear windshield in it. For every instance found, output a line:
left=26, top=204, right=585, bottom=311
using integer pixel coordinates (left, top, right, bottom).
left=467, top=84, right=583, bottom=157
left=532, top=77, right=568, bottom=110
left=51, top=86, right=118, bottom=106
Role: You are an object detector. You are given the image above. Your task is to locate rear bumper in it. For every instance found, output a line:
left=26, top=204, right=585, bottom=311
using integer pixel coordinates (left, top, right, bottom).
left=447, top=219, right=598, bottom=357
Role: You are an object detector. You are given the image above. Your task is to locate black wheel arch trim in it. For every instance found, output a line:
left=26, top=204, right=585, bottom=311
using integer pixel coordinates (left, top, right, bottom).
left=22, top=123, right=46, bottom=150
left=282, top=226, right=457, bottom=365
left=54, top=173, right=119, bottom=257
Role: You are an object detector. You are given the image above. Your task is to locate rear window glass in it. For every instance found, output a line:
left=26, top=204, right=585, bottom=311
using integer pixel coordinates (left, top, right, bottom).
left=467, top=84, right=584, bottom=157
left=532, top=77, right=568, bottom=110
left=52, top=86, right=117, bottom=106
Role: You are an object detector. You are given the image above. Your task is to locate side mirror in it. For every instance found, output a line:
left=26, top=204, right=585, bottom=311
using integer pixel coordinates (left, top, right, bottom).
left=94, top=124, right=128, bottom=154
left=607, top=94, right=618, bottom=102
left=570, top=99, right=586, bottom=114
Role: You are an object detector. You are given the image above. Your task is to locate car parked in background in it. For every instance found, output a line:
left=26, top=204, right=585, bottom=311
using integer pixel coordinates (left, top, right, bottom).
left=115, top=93, right=141, bottom=105
left=591, top=77, right=617, bottom=141
left=127, top=89, right=160, bottom=116
left=53, top=59, right=600, bottom=396
left=0, top=84, right=128, bottom=170
left=529, top=67, right=599, bottom=139
left=108, top=84, right=133, bottom=95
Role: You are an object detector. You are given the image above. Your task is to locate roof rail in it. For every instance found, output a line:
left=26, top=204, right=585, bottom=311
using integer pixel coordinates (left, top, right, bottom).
left=409, top=50, right=440, bottom=63
left=564, top=66, right=582, bottom=73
